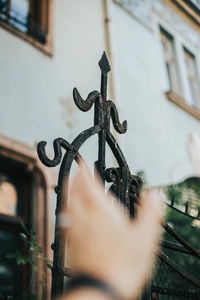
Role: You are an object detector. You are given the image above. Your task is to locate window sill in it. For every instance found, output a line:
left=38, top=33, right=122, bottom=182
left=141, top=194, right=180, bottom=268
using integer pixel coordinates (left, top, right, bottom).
left=0, top=19, right=53, bottom=56
left=166, top=91, right=200, bottom=121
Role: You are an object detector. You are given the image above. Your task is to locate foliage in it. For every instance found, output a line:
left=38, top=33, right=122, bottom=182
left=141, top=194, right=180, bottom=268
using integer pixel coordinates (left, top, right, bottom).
left=164, top=177, right=200, bottom=210
left=0, top=222, right=52, bottom=300
left=162, top=208, right=200, bottom=278
left=161, top=176, right=200, bottom=280
left=137, top=172, right=200, bottom=280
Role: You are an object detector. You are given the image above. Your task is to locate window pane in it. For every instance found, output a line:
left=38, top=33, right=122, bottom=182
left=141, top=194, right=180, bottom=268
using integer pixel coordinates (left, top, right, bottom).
left=10, top=0, right=30, bottom=33
left=0, top=0, right=9, bottom=21
left=188, top=79, right=197, bottom=107
left=185, top=52, right=196, bottom=77
left=190, top=0, right=200, bottom=9
left=0, top=0, right=48, bottom=44
left=0, top=229, right=22, bottom=296
left=165, top=62, right=172, bottom=90
left=0, top=163, right=29, bottom=218
left=0, top=173, right=19, bottom=215
left=0, top=180, right=17, bottom=216
left=160, top=28, right=180, bottom=94
left=184, top=49, right=199, bottom=108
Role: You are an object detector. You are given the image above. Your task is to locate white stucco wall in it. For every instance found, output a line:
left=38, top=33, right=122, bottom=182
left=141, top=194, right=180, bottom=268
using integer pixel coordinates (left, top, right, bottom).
left=111, top=0, right=200, bottom=186
left=0, top=0, right=200, bottom=188
left=0, top=0, right=106, bottom=168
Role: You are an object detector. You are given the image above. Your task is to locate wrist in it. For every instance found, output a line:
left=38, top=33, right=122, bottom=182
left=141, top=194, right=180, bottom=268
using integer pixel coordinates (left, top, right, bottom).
left=63, top=287, right=111, bottom=300
left=64, top=274, right=121, bottom=300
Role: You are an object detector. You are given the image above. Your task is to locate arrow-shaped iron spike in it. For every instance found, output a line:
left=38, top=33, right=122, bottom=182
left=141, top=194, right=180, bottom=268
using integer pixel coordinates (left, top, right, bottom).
left=98, top=51, right=111, bottom=102
left=99, top=51, right=111, bottom=74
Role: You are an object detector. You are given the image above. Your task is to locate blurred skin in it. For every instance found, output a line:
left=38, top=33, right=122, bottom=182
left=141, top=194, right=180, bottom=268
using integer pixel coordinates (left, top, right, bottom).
left=58, top=161, right=165, bottom=300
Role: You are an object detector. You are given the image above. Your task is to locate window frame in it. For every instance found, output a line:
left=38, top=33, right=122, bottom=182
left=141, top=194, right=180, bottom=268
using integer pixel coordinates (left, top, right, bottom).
left=0, top=0, right=54, bottom=56
left=166, top=90, right=200, bottom=121
left=158, top=24, right=200, bottom=121
left=160, top=26, right=181, bottom=96
left=0, top=157, right=31, bottom=296
left=183, top=47, right=200, bottom=109
left=0, top=134, right=55, bottom=300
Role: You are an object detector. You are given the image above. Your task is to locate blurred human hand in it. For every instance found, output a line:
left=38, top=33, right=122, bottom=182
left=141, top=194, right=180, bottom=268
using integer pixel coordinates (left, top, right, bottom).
left=62, top=161, right=164, bottom=300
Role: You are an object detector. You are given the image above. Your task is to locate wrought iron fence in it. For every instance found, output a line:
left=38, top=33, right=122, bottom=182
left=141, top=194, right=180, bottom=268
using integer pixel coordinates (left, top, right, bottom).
left=152, top=252, right=200, bottom=299
left=37, top=53, right=200, bottom=299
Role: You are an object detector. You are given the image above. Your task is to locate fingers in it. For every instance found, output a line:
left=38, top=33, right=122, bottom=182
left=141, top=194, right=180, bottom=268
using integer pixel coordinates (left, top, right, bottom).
left=127, top=189, right=165, bottom=290
left=68, top=159, right=106, bottom=213
left=77, top=158, right=93, bottom=181
left=140, top=189, right=165, bottom=224
left=60, top=160, right=95, bottom=228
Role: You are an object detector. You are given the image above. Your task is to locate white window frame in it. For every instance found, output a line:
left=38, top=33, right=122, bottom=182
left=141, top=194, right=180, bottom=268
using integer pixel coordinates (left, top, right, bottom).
left=183, top=47, right=200, bottom=109
left=160, top=26, right=181, bottom=96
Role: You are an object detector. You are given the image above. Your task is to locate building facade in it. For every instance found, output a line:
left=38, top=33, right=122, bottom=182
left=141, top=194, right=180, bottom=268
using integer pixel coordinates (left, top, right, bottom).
left=0, top=0, right=200, bottom=298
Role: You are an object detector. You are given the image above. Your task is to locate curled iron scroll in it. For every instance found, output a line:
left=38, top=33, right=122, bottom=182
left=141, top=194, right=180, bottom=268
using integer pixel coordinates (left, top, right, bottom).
left=108, top=100, right=127, bottom=134
left=129, top=175, right=143, bottom=202
left=105, top=167, right=121, bottom=197
left=37, top=138, right=72, bottom=167
left=73, top=88, right=100, bottom=112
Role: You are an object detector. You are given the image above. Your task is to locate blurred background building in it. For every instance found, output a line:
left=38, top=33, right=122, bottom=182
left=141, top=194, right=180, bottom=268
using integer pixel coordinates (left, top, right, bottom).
left=0, top=0, right=200, bottom=299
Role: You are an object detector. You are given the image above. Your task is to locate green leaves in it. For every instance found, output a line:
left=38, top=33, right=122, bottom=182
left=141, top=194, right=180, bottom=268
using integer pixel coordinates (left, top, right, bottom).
left=6, top=250, right=29, bottom=265
left=163, top=207, right=200, bottom=278
left=19, top=232, right=27, bottom=241
left=4, top=221, right=53, bottom=300
left=6, top=253, right=17, bottom=259
left=20, top=220, right=29, bottom=234
left=46, top=263, right=53, bottom=270
left=32, top=264, right=38, bottom=272
left=16, top=256, right=27, bottom=265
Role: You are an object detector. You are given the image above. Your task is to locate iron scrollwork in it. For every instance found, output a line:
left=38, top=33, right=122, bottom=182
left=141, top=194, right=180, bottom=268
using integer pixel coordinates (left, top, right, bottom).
left=37, top=52, right=142, bottom=298
left=37, top=52, right=200, bottom=300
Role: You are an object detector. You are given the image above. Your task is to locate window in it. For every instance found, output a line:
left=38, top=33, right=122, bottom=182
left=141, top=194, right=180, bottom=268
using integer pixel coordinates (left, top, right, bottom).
left=0, top=0, right=52, bottom=54
left=0, top=156, right=31, bottom=297
left=0, top=135, right=53, bottom=299
left=160, top=28, right=200, bottom=121
left=190, top=0, right=200, bottom=9
left=184, top=48, right=200, bottom=108
left=160, top=27, right=180, bottom=95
